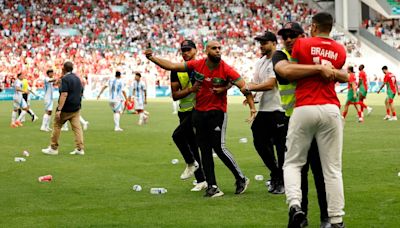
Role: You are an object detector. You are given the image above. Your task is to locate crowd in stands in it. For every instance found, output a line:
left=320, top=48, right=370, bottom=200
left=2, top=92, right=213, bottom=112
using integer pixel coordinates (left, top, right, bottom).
left=1, top=0, right=358, bottom=90
left=363, top=18, right=400, bottom=50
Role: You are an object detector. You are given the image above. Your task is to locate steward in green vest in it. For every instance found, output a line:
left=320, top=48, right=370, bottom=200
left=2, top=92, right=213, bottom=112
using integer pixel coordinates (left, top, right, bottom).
left=170, top=40, right=207, bottom=192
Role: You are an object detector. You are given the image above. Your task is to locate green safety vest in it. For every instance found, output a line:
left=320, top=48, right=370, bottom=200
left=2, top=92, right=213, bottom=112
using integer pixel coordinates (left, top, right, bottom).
left=278, top=49, right=297, bottom=117
left=177, top=72, right=196, bottom=112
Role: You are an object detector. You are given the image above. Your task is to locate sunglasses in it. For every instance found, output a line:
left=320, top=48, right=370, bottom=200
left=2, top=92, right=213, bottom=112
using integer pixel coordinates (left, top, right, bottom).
left=282, top=32, right=299, bottom=40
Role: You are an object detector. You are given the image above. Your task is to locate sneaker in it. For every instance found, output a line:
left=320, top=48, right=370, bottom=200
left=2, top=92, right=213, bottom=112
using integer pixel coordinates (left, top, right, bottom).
left=383, top=115, right=391, bottom=120
left=235, top=177, right=250, bottom=194
left=267, top=179, right=276, bottom=193
left=42, top=146, right=59, bottom=155
left=61, top=126, right=69, bottom=131
left=10, top=122, right=18, bottom=128
left=15, top=121, right=23, bottom=127
left=272, top=180, right=285, bottom=194
left=389, top=116, right=398, bottom=121
left=83, top=121, right=89, bottom=131
left=320, top=218, right=331, bottom=228
left=32, top=115, right=39, bottom=122
left=288, top=205, right=306, bottom=228
left=114, top=127, right=124, bottom=131
left=331, top=222, right=345, bottom=228
left=40, top=127, right=50, bottom=132
left=358, top=117, right=364, bottom=123
left=191, top=181, right=207, bottom=192
left=70, top=148, right=85, bottom=155
left=367, top=107, right=373, bottom=116
left=180, top=161, right=199, bottom=180
left=204, top=185, right=224, bottom=198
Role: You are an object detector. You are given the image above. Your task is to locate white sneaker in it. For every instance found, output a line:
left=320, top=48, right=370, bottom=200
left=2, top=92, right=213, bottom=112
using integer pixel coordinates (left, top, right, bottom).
left=358, top=117, right=364, bottom=123
left=40, top=127, right=50, bottom=132
left=180, top=161, right=199, bottom=180
left=70, top=149, right=85, bottom=155
left=83, top=121, right=89, bottom=131
left=383, top=115, right=391, bottom=120
left=42, top=146, right=58, bottom=155
left=389, top=116, right=398, bottom=121
left=191, top=181, right=207, bottom=192
left=367, top=107, right=373, bottom=116
left=32, top=115, right=39, bottom=122
left=114, top=127, right=124, bottom=131
left=61, top=126, right=69, bottom=131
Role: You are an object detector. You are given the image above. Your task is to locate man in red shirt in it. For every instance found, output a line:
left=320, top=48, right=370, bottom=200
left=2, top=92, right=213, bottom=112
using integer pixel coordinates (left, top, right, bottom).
left=275, top=12, right=347, bottom=227
left=377, top=66, right=399, bottom=121
left=357, top=64, right=373, bottom=116
left=341, top=66, right=363, bottom=122
left=145, top=40, right=256, bottom=197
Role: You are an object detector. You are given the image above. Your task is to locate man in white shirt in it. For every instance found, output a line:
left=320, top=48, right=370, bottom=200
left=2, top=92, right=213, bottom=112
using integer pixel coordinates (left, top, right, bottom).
left=11, top=73, right=29, bottom=127
left=243, top=32, right=287, bottom=194
left=40, top=69, right=57, bottom=132
left=131, top=72, right=148, bottom=125
left=97, top=71, right=127, bottom=131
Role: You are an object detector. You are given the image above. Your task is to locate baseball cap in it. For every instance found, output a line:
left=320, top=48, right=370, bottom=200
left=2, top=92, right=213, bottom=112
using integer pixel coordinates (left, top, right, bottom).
left=255, top=31, right=277, bottom=42
left=277, top=22, right=305, bottom=35
left=180, top=40, right=196, bottom=50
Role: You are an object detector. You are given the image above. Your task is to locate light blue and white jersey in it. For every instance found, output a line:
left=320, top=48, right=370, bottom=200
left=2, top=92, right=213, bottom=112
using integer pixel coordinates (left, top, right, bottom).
left=131, top=80, right=146, bottom=102
left=13, top=79, right=23, bottom=100
left=108, top=78, right=125, bottom=102
left=44, top=77, right=54, bottom=101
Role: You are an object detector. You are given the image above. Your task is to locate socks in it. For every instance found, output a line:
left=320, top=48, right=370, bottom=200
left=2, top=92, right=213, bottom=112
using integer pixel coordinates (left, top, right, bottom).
left=42, top=114, right=51, bottom=129
left=79, top=116, right=87, bottom=124
left=113, top=113, right=120, bottom=128
left=393, top=111, right=396, bottom=117
left=17, top=110, right=27, bottom=122
left=12, top=111, right=18, bottom=123
left=386, top=109, right=391, bottom=115
left=138, top=112, right=144, bottom=125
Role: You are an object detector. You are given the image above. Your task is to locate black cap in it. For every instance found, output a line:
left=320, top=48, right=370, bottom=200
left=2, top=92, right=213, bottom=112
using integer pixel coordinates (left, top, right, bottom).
left=255, top=31, right=277, bottom=42
left=181, top=40, right=196, bottom=50
left=277, top=22, right=305, bottom=35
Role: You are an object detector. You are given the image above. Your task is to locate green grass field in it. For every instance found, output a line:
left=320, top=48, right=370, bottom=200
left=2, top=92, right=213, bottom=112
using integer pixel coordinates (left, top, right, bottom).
left=1, top=94, right=399, bottom=227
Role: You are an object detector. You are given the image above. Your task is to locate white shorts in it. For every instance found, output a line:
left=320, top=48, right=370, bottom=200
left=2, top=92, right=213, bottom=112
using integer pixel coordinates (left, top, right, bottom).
left=109, top=100, right=123, bottom=113
left=44, top=99, right=53, bottom=111
left=134, top=98, right=144, bottom=111
left=13, top=97, right=28, bottom=110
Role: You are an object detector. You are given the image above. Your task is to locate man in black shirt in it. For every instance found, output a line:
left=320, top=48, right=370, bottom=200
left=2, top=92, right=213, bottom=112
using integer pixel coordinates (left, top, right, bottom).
left=42, top=61, right=85, bottom=156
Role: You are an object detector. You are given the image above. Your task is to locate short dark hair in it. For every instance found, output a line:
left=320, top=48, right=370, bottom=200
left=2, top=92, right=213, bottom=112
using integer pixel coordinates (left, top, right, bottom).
left=116, top=71, right=121, bottom=77
left=382, top=66, right=388, bottom=71
left=135, top=72, right=141, bottom=77
left=359, top=64, right=364, bottom=70
left=17, top=73, right=22, bottom=78
left=312, top=12, right=333, bottom=33
left=348, top=66, right=354, bottom=73
left=63, top=61, right=73, bottom=73
left=46, top=69, right=54, bottom=76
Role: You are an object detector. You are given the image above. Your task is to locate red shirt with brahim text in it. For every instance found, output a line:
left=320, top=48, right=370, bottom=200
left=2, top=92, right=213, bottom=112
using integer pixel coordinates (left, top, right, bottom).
left=185, top=58, right=241, bottom=112
left=291, top=36, right=346, bottom=107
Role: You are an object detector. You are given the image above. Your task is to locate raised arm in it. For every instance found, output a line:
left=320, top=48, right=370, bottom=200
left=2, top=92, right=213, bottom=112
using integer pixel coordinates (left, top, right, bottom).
left=145, top=49, right=186, bottom=72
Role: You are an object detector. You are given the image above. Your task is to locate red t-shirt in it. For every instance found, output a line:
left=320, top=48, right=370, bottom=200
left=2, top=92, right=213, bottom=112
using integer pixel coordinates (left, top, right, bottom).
left=384, top=72, right=397, bottom=93
left=185, top=58, right=241, bottom=112
left=358, top=70, right=368, bottom=90
left=291, top=36, right=346, bottom=107
left=348, top=73, right=356, bottom=89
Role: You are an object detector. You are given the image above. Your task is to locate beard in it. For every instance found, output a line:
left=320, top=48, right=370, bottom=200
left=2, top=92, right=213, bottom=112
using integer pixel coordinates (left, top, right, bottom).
left=208, top=55, right=221, bottom=63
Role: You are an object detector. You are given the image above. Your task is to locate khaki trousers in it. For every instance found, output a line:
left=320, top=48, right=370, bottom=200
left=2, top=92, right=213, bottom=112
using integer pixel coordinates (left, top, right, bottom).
left=283, top=104, right=344, bottom=224
left=51, top=110, right=84, bottom=150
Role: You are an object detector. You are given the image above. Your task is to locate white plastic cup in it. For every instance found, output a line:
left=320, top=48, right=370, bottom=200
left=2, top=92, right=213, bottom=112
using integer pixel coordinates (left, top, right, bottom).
left=132, top=185, right=142, bottom=191
left=171, top=159, right=179, bottom=164
left=14, top=157, right=26, bottom=162
left=254, top=175, right=264, bottom=181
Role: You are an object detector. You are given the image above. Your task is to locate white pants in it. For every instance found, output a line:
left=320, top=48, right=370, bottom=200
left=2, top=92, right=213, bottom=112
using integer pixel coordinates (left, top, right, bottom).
left=283, top=104, right=345, bottom=223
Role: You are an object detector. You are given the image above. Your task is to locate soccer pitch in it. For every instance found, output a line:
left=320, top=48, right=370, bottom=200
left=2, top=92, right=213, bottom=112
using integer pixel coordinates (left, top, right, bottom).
left=1, top=94, right=399, bottom=227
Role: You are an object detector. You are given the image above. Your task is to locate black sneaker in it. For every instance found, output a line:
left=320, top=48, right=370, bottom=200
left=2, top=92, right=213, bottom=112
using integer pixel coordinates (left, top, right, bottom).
left=267, top=179, right=276, bottom=193
left=204, top=185, right=224, bottom=198
left=235, top=177, right=250, bottom=194
left=320, top=218, right=331, bottom=228
left=288, top=205, right=306, bottom=228
left=272, top=180, right=285, bottom=194
left=331, top=222, right=345, bottom=228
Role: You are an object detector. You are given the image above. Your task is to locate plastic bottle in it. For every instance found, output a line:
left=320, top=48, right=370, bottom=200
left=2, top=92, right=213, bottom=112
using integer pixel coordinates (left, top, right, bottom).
left=14, top=157, right=26, bottom=162
left=150, top=188, right=167, bottom=194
